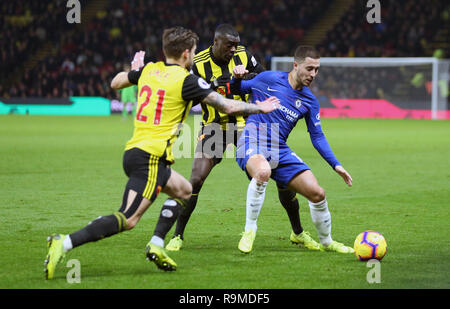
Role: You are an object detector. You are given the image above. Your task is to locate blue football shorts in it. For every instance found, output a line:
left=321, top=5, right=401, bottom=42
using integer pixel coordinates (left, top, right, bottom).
left=236, top=122, right=310, bottom=188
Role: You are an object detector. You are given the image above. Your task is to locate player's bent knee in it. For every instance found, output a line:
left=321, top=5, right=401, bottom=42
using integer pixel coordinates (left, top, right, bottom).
left=255, top=168, right=271, bottom=182
left=185, top=181, right=193, bottom=197
left=310, top=187, right=326, bottom=203
left=179, top=189, right=192, bottom=201
left=175, top=183, right=192, bottom=201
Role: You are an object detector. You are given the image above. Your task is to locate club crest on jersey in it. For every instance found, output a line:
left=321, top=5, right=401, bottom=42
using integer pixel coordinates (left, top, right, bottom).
left=314, top=113, right=321, bottom=126
left=198, top=77, right=210, bottom=89
left=217, top=84, right=230, bottom=96
left=295, top=99, right=302, bottom=108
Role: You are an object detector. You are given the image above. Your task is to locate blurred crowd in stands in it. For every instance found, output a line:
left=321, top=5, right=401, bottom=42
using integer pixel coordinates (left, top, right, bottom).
left=1, top=1, right=76, bottom=95
left=1, top=0, right=448, bottom=100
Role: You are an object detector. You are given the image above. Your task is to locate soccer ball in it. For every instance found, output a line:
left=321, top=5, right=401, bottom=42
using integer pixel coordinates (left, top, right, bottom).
left=354, top=231, right=387, bottom=261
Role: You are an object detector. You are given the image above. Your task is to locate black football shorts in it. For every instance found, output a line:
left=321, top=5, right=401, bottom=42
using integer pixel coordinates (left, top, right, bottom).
left=123, top=148, right=172, bottom=202
left=195, top=123, right=242, bottom=165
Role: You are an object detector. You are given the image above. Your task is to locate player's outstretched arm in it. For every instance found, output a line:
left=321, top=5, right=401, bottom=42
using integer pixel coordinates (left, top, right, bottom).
left=111, top=51, right=146, bottom=89
left=111, top=72, right=132, bottom=90
left=229, top=64, right=264, bottom=95
left=335, top=165, right=353, bottom=187
left=202, top=91, right=279, bottom=115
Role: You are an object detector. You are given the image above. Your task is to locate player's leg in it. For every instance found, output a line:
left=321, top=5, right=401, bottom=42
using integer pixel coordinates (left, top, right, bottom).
left=235, top=123, right=272, bottom=253
left=71, top=149, right=166, bottom=243
left=245, top=154, right=271, bottom=231
left=287, top=170, right=354, bottom=253
left=270, top=150, right=321, bottom=251
left=287, top=170, right=331, bottom=246
left=146, top=168, right=192, bottom=270
left=237, top=154, right=271, bottom=253
left=277, top=187, right=303, bottom=235
left=66, top=181, right=153, bottom=243
left=151, top=168, right=192, bottom=245
left=167, top=125, right=223, bottom=250
left=277, top=186, right=321, bottom=250
left=44, top=148, right=162, bottom=279
left=166, top=155, right=215, bottom=249
left=44, top=177, right=153, bottom=279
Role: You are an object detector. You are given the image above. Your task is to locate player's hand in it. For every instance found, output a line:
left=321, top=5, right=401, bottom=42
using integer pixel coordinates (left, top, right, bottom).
left=233, top=65, right=249, bottom=79
left=335, top=165, right=352, bottom=187
left=255, top=96, right=280, bottom=113
left=131, top=50, right=145, bottom=71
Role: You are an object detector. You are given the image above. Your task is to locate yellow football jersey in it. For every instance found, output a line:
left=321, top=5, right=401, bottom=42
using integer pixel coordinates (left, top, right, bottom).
left=125, top=61, right=212, bottom=162
left=192, top=45, right=263, bottom=130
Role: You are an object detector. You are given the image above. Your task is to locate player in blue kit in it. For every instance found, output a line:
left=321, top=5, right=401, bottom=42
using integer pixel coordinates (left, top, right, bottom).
left=231, top=46, right=354, bottom=254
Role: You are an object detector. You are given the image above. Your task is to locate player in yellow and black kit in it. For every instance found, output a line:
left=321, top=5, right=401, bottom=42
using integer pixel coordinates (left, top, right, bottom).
left=43, top=26, right=279, bottom=278
left=166, top=24, right=316, bottom=252
left=193, top=26, right=263, bottom=132
left=163, top=25, right=263, bottom=251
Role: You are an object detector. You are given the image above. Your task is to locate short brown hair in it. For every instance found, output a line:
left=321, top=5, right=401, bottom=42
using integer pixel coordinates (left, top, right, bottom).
left=162, top=27, right=199, bottom=59
left=294, top=45, right=320, bottom=62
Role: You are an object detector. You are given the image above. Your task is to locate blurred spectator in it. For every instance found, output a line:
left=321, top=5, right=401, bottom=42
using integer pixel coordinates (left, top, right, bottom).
left=2, top=0, right=329, bottom=98
left=1, top=1, right=85, bottom=92
left=1, top=0, right=448, bottom=100
left=317, top=0, right=448, bottom=58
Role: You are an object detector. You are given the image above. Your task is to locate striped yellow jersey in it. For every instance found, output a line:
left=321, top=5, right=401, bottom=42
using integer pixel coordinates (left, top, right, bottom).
left=125, top=61, right=213, bottom=162
left=192, top=45, right=263, bottom=130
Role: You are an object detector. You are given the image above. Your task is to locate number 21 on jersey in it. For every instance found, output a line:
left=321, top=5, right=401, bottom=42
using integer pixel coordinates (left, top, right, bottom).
left=136, top=85, right=166, bottom=125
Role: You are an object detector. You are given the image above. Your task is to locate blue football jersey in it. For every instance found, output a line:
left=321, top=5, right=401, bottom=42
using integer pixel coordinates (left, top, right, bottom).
left=234, top=70, right=340, bottom=168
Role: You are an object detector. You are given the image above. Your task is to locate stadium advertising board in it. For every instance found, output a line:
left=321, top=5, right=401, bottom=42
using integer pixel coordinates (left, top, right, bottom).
left=0, top=97, right=111, bottom=116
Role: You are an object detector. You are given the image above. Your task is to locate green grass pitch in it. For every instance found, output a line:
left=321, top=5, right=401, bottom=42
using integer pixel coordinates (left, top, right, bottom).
left=0, top=114, right=449, bottom=289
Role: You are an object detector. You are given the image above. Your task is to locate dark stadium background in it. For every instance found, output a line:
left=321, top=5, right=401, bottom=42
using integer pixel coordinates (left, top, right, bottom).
left=1, top=0, right=448, bottom=107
